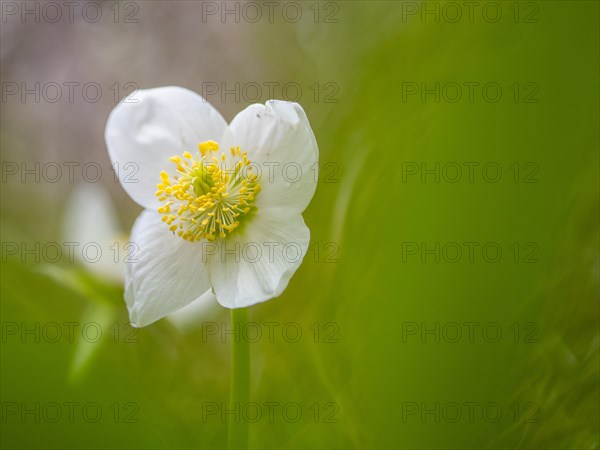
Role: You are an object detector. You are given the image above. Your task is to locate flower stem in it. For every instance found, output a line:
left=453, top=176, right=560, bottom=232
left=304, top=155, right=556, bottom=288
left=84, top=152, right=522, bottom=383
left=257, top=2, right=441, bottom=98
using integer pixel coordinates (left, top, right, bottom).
left=228, top=307, right=250, bottom=449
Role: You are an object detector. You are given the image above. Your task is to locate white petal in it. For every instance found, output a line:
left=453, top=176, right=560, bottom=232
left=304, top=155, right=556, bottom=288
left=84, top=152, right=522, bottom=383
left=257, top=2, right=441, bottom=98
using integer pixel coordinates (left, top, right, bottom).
left=222, top=100, right=319, bottom=215
left=105, top=86, right=227, bottom=210
left=208, top=210, right=310, bottom=308
left=62, top=183, right=124, bottom=283
left=125, top=210, right=212, bottom=327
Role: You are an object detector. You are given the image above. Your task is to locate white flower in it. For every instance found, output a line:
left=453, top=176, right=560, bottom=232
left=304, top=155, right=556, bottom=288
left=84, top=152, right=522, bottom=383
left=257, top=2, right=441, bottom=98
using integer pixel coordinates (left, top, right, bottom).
left=105, top=86, right=318, bottom=327
left=62, top=183, right=124, bottom=283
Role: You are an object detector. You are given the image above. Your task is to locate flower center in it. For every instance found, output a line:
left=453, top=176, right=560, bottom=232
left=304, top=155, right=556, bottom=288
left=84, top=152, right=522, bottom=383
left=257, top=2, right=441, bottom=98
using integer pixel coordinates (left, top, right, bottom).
left=155, top=140, right=260, bottom=242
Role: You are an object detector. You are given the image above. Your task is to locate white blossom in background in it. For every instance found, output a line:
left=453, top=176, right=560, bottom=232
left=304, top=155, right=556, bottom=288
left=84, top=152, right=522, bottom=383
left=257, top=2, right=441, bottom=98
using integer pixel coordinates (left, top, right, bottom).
left=62, top=182, right=217, bottom=331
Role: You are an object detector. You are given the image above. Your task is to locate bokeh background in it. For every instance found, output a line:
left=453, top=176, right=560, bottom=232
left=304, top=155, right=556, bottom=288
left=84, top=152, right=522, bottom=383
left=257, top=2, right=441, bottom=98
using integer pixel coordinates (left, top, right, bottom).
left=1, top=1, right=598, bottom=448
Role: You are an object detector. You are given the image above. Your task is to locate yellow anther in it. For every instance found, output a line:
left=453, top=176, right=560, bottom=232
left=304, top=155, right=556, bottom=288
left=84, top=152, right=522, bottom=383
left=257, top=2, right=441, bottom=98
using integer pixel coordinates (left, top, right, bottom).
left=156, top=141, right=260, bottom=242
left=199, top=140, right=219, bottom=156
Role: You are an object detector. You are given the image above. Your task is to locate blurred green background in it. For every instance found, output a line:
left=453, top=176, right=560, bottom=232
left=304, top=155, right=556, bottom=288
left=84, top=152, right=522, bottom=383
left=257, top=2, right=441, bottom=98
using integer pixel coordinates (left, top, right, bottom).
left=1, top=1, right=598, bottom=448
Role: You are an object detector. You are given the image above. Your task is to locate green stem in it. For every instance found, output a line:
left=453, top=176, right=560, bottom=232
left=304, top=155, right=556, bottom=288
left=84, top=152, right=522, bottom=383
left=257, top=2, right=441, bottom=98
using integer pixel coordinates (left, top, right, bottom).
left=227, top=307, right=250, bottom=449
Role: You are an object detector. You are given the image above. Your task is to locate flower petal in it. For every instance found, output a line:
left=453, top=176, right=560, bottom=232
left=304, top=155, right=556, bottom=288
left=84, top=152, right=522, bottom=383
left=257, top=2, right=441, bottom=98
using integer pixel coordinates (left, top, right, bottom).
left=222, top=100, right=319, bottom=215
left=125, top=210, right=212, bottom=327
left=208, top=210, right=310, bottom=308
left=105, top=86, right=227, bottom=209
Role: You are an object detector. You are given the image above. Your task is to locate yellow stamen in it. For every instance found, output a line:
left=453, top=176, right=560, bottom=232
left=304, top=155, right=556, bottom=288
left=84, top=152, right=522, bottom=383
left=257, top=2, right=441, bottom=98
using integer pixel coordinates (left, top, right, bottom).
left=155, top=141, right=261, bottom=242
